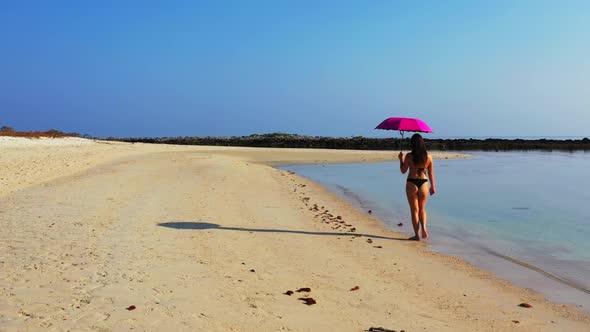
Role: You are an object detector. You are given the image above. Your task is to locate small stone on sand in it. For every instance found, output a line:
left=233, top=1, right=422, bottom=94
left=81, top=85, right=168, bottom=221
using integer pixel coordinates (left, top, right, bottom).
left=296, top=287, right=311, bottom=293
left=367, top=327, right=396, bottom=332
left=298, top=297, right=316, bottom=305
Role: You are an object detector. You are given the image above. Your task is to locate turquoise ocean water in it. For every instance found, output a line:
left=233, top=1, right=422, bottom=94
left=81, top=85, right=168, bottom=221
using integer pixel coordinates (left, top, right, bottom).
left=280, top=151, right=590, bottom=310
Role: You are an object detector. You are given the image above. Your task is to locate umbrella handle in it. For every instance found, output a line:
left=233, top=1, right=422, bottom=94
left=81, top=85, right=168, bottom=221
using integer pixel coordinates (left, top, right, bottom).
left=399, top=131, right=405, bottom=152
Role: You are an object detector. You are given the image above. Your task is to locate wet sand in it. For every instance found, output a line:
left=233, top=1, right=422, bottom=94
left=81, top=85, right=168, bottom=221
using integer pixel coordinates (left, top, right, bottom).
left=0, top=138, right=588, bottom=331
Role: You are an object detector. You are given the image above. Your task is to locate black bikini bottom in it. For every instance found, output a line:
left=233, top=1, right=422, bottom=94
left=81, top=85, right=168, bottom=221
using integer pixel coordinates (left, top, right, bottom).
left=407, top=178, right=428, bottom=189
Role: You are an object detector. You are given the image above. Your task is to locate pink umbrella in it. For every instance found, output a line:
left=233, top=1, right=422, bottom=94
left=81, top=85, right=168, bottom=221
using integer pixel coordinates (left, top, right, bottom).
left=375, top=117, right=433, bottom=151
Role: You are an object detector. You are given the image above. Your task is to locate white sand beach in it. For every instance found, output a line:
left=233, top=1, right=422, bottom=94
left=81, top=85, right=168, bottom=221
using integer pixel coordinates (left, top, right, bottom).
left=0, top=138, right=588, bottom=331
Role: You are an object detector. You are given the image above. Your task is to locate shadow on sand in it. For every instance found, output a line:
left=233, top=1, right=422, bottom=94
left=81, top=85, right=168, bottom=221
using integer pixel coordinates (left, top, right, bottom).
left=157, top=222, right=411, bottom=241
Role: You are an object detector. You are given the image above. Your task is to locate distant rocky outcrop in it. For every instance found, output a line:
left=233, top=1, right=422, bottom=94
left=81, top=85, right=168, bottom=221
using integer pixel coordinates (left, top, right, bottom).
left=0, top=126, right=81, bottom=138
left=110, top=133, right=590, bottom=151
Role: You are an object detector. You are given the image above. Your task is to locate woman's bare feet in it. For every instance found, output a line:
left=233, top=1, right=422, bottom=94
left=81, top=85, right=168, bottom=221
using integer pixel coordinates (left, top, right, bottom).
left=408, top=235, right=420, bottom=241
left=421, top=229, right=429, bottom=239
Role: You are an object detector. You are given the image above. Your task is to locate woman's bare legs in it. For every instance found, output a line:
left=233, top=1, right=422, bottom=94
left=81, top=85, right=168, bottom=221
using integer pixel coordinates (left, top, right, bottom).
left=406, top=182, right=420, bottom=240
left=417, top=185, right=430, bottom=239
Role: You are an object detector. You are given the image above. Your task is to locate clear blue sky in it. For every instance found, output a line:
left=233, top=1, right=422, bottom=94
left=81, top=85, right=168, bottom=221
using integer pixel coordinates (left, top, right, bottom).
left=1, top=1, right=589, bottom=138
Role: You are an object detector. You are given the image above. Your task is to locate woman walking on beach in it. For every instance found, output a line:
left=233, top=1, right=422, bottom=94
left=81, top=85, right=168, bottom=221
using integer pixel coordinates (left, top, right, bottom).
left=399, top=133, right=436, bottom=241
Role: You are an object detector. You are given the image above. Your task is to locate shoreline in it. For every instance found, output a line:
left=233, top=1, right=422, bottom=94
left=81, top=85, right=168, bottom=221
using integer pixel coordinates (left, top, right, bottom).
left=310, top=175, right=590, bottom=308
left=283, top=168, right=590, bottom=311
left=278, top=165, right=590, bottom=317
left=1, top=138, right=588, bottom=331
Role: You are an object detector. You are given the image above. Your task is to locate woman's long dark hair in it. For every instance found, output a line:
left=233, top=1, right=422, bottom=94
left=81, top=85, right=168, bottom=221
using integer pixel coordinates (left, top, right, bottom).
left=410, top=133, right=427, bottom=166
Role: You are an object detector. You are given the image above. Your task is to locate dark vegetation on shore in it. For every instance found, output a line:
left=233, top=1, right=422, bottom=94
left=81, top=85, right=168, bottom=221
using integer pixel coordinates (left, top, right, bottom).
left=3, top=126, right=587, bottom=151
left=111, top=133, right=590, bottom=151
left=0, top=126, right=84, bottom=138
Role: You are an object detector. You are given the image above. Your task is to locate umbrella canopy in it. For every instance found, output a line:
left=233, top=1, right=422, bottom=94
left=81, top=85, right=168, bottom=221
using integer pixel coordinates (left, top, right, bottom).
left=375, top=117, right=433, bottom=152
left=375, top=117, right=433, bottom=133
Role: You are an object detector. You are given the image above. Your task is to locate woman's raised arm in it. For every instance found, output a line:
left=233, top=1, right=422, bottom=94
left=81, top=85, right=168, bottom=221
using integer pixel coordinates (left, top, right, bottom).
left=399, top=152, right=410, bottom=174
